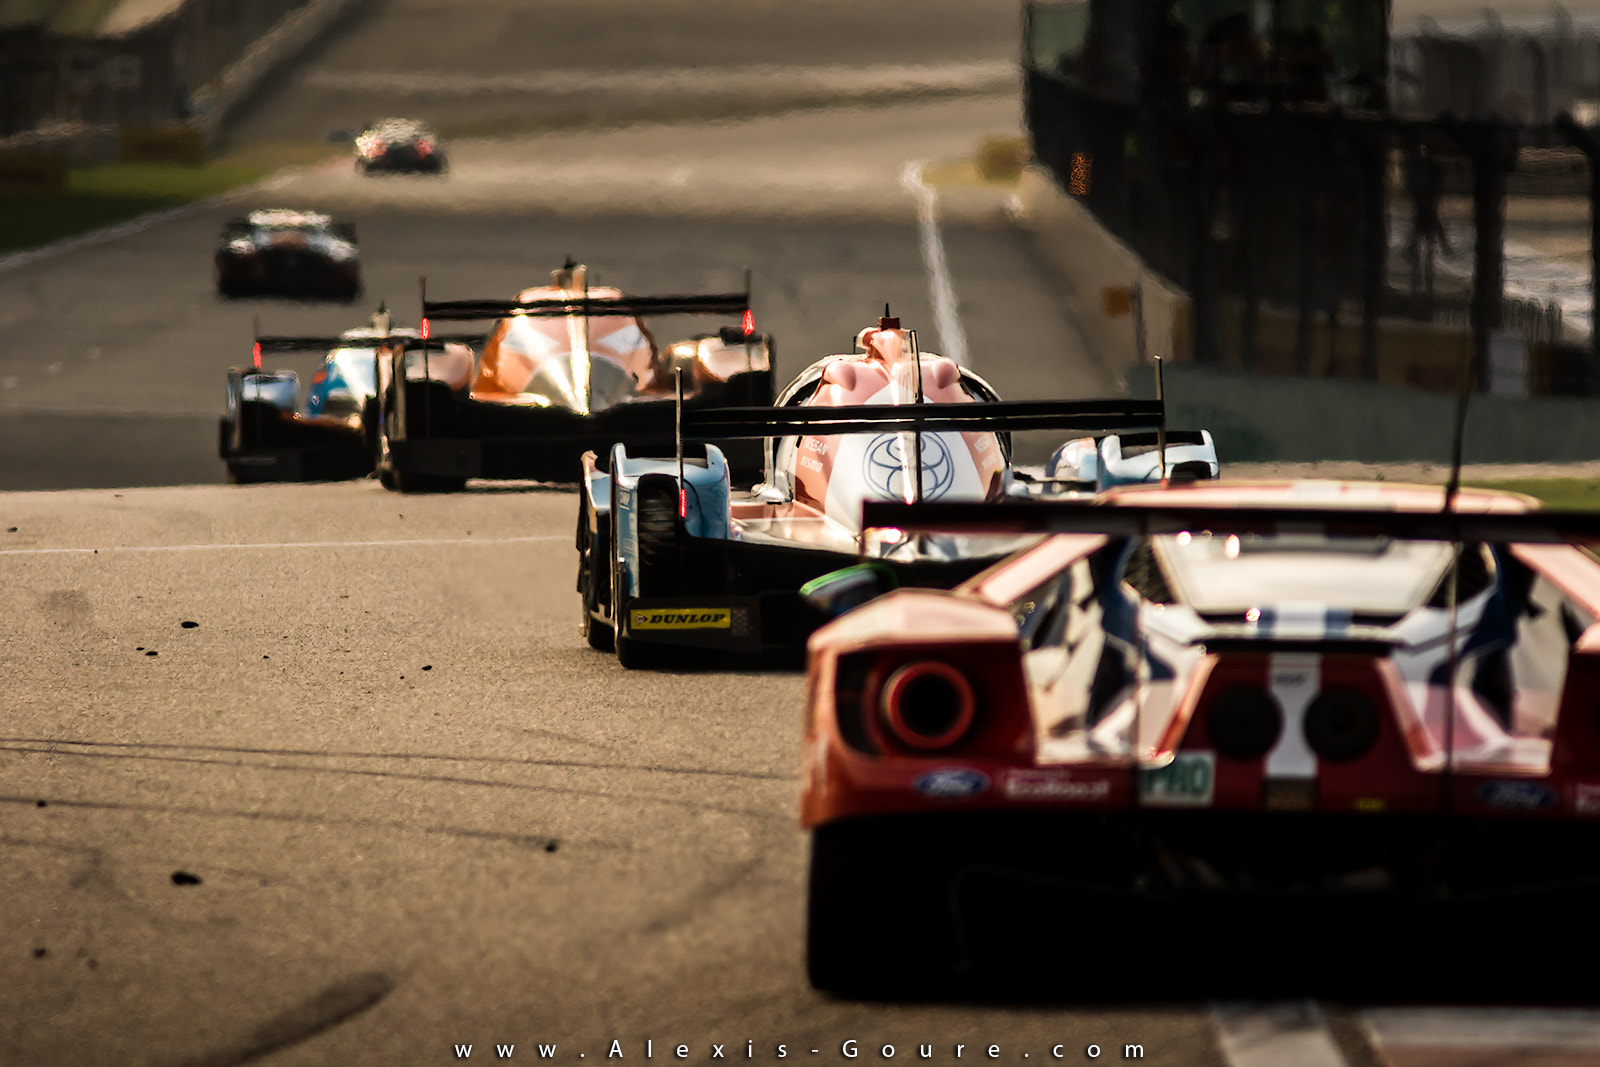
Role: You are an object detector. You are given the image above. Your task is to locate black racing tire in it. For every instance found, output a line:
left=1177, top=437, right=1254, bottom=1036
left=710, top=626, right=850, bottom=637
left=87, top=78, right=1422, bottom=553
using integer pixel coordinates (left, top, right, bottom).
left=361, top=397, right=381, bottom=461
left=610, top=481, right=679, bottom=670
left=806, top=819, right=959, bottom=997
left=577, top=500, right=613, bottom=652
left=225, top=466, right=272, bottom=486
left=393, top=469, right=466, bottom=494
left=615, top=629, right=672, bottom=669
left=634, top=482, right=683, bottom=596
left=614, top=484, right=683, bottom=668
left=582, top=600, right=614, bottom=651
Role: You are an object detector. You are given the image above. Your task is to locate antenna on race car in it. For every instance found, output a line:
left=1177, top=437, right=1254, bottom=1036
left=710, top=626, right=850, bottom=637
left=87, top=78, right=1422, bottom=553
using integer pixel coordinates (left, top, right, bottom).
left=252, top=315, right=261, bottom=369
left=676, top=367, right=687, bottom=518
left=908, top=328, right=925, bottom=504
left=1155, top=354, right=1167, bottom=486
left=579, top=264, right=592, bottom=416
left=1440, top=342, right=1475, bottom=811
left=743, top=266, right=755, bottom=373
left=417, top=274, right=432, bottom=431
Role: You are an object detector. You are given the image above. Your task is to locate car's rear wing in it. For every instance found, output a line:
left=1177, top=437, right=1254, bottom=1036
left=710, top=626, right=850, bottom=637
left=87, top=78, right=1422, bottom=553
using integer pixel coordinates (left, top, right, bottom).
left=420, top=266, right=752, bottom=325
left=423, top=293, right=750, bottom=321
left=680, top=398, right=1165, bottom=439
left=249, top=332, right=484, bottom=372
left=254, top=334, right=484, bottom=355
left=859, top=498, right=1600, bottom=546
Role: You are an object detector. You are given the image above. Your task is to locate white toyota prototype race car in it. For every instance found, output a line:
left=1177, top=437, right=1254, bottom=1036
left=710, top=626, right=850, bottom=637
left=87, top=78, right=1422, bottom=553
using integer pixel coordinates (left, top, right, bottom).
left=576, top=314, right=1220, bottom=667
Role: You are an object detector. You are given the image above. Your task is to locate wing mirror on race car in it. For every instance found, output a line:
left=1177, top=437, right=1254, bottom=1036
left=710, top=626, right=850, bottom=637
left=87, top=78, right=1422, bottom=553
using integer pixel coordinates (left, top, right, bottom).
left=718, top=325, right=758, bottom=346
left=800, top=563, right=899, bottom=621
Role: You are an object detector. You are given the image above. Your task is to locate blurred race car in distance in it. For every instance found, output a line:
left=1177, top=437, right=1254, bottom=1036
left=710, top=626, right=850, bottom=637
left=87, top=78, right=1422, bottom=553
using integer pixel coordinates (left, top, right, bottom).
left=1046, top=428, right=1218, bottom=490
left=801, top=482, right=1600, bottom=996
left=579, top=314, right=1211, bottom=667
left=355, top=118, right=447, bottom=174
left=375, top=261, right=773, bottom=492
left=216, top=209, right=361, bottom=301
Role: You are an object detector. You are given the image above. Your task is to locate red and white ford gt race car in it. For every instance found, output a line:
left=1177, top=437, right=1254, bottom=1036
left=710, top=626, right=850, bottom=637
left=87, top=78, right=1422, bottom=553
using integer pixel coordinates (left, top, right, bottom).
left=801, top=481, right=1600, bottom=996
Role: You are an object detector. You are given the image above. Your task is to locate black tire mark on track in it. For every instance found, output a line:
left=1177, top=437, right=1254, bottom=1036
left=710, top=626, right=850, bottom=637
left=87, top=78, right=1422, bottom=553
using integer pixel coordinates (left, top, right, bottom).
left=0, top=746, right=788, bottom=821
left=1, top=794, right=573, bottom=851
left=0, top=735, right=791, bottom=781
left=171, top=971, right=394, bottom=1067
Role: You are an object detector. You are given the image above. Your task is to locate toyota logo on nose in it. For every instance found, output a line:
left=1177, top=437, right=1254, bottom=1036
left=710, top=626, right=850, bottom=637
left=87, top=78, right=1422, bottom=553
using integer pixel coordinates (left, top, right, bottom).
left=863, top=433, right=956, bottom=499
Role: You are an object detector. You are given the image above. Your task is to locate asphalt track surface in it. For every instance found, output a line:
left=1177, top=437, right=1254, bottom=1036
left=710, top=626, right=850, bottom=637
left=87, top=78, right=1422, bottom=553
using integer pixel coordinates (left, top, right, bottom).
left=5, top=1, right=1600, bottom=1064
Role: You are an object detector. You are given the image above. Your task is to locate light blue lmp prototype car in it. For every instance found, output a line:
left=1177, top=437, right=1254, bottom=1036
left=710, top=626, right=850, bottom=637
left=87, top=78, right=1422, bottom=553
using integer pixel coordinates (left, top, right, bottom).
left=1046, top=429, right=1219, bottom=490
left=220, top=307, right=420, bottom=482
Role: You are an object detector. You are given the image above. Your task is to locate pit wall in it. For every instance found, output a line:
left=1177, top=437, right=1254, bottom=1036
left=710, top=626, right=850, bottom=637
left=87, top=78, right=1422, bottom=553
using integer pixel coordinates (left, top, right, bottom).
left=1128, top=361, right=1600, bottom=464
left=1014, top=165, right=1600, bottom=464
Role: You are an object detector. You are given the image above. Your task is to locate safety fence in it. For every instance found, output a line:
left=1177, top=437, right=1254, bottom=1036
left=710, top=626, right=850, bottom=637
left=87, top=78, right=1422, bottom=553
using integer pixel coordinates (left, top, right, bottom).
left=1025, top=0, right=1597, bottom=397
left=0, top=0, right=311, bottom=139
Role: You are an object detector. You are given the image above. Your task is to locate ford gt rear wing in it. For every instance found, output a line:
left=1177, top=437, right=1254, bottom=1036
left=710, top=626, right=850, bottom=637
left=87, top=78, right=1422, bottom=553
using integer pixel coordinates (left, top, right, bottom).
left=859, top=498, right=1600, bottom=546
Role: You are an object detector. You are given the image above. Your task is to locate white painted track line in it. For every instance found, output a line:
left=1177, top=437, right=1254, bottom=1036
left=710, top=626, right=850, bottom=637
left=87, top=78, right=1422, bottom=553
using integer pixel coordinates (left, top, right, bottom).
left=1364, top=1008, right=1600, bottom=1051
left=0, top=535, right=564, bottom=557
left=305, top=59, right=1015, bottom=99
left=902, top=159, right=970, bottom=367
left=1212, top=1001, right=1349, bottom=1067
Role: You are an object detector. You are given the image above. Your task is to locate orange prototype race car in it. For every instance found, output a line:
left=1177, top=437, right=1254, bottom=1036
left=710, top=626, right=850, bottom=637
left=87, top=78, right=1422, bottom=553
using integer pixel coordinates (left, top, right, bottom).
left=802, top=481, right=1600, bottom=997
left=375, top=262, right=772, bottom=492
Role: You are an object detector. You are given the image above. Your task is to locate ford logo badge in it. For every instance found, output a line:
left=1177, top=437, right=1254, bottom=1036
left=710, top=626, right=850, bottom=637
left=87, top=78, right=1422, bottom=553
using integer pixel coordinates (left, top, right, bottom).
left=1476, top=780, right=1558, bottom=811
left=914, top=768, right=990, bottom=800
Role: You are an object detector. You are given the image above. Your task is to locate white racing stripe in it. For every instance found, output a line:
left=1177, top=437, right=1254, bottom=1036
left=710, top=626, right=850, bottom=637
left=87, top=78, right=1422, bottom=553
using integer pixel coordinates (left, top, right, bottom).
left=0, top=535, right=564, bottom=557
left=304, top=60, right=1015, bottom=99
left=1265, top=651, right=1320, bottom=779
left=1212, top=1001, right=1348, bottom=1067
left=901, top=160, right=969, bottom=367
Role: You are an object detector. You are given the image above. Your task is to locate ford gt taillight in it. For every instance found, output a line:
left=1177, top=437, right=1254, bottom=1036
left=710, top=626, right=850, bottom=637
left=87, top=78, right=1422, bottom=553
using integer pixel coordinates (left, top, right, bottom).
left=827, top=642, right=1031, bottom=759
left=880, top=661, right=975, bottom=750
